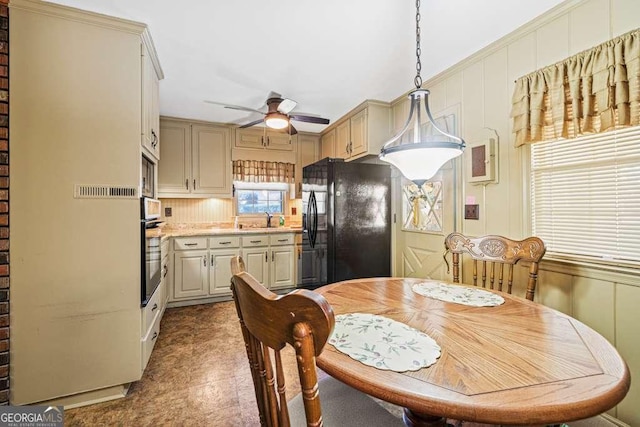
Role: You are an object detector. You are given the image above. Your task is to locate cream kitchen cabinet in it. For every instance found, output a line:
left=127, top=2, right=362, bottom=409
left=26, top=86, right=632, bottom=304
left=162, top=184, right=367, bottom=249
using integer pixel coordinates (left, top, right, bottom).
left=321, top=129, right=336, bottom=159
left=161, top=239, right=170, bottom=311
left=241, top=234, right=295, bottom=290
left=11, top=0, right=165, bottom=406
left=322, top=101, right=391, bottom=161
left=293, top=133, right=321, bottom=196
left=208, top=236, right=241, bottom=296
left=170, top=233, right=295, bottom=304
left=235, top=127, right=297, bottom=152
left=172, top=236, right=240, bottom=301
left=269, top=234, right=296, bottom=290
left=241, top=235, right=271, bottom=287
left=158, top=118, right=232, bottom=198
left=173, top=249, right=209, bottom=299
left=141, top=41, right=161, bottom=162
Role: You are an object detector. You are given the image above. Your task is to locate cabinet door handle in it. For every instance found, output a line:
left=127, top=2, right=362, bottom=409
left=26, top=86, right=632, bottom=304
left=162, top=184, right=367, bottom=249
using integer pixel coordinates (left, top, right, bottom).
left=298, top=248, right=301, bottom=259
left=163, top=266, right=168, bottom=277
left=349, top=141, right=353, bottom=154
left=193, top=179, right=196, bottom=190
left=267, top=137, right=270, bottom=146
left=219, top=241, right=232, bottom=245
left=211, top=254, right=214, bottom=266
left=184, top=243, right=198, bottom=246
left=272, top=251, right=274, bottom=262
left=186, top=179, right=189, bottom=190
left=203, top=256, right=207, bottom=267
left=250, top=240, right=262, bottom=244
left=277, top=239, right=288, bottom=242
left=265, top=251, right=268, bottom=262
left=151, top=303, right=158, bottom=312
left=152, top=331, right=158, bottom=341
left=261, top=136, right=265, bottom=146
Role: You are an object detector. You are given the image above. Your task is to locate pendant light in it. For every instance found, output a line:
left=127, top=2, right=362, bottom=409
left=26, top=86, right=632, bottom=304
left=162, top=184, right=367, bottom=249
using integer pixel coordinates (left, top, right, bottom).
left=379, top=0, right=465, bottom=186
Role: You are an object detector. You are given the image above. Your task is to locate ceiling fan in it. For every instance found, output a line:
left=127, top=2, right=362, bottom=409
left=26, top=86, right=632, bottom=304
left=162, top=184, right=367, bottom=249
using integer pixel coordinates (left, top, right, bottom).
left=205, top=91, right=330, bottom=135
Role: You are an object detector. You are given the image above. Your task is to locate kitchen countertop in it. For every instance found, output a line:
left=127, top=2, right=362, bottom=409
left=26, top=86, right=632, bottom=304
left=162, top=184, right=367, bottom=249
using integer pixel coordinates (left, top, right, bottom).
left=150, top=226, right=302, bottom=241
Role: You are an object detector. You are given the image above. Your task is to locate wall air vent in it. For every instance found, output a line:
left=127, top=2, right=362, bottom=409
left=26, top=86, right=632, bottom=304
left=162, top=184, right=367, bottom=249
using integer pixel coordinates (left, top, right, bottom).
left=74, top=185, right=138, bottom=199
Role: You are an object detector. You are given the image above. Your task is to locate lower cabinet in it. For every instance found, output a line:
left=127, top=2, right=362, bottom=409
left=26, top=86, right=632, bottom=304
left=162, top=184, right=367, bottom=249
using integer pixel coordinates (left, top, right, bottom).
left=174, top=249, right=208, bottom=299
left=141, top=238, right=170, bottom=372
left=209, top=249, right=240, bottom=296
left=241, top=234, right=295, bottom=291
left=270, top=244, right=295, bottom=290
left=171, top=233, right=296, bottom=303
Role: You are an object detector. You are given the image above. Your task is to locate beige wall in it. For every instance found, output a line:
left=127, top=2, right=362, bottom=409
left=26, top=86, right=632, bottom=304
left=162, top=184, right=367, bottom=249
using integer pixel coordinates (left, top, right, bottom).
left=391, top=0, right=640, bottom=424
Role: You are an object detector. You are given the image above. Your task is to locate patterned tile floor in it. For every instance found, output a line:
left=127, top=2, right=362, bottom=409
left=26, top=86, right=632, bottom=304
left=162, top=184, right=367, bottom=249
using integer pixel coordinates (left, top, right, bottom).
left=66, top=301, right=301, bottom=426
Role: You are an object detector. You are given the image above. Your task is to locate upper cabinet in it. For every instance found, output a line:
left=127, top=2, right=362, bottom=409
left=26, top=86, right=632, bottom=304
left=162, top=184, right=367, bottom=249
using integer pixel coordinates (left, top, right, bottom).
left=294, top=133, right=320, bottom=196
left=235, top=127, right=296, bottom=151
left=141, top=39, right=162, bottom=161
left=158, top=118, right=232, bottom=198
left=321, top=129, right=336, bottom=159
left=323, top=101, right=391, bottom=161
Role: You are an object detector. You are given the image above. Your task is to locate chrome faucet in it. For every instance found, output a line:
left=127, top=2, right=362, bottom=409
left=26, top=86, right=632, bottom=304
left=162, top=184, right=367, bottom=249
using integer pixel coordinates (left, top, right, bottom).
left=265, top=212, right=273, bottom=228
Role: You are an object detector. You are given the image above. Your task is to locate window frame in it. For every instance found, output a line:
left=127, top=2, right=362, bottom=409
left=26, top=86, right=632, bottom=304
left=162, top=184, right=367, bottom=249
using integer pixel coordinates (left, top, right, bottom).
left=235, top=188, right=286, bottom=216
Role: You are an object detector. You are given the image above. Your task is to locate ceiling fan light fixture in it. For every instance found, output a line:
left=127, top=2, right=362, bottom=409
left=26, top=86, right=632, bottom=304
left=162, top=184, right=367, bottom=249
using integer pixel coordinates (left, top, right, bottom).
left=265, top=112, right=289, bottom=130
left=379, top=0, right=465, bottom=184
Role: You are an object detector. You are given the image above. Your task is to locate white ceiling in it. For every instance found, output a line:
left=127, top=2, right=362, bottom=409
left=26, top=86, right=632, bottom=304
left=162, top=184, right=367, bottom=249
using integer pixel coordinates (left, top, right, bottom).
left=48, top=0, right=565, bottom=132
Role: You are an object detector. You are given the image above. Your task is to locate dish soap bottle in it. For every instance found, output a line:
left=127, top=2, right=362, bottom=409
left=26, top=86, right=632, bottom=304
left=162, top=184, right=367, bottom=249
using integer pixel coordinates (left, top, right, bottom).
left=279, top=216, right=285, bottom=227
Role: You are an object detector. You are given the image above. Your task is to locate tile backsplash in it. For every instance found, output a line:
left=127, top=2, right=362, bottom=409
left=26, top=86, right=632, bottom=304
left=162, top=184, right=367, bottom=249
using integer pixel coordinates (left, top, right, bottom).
left=160, top=198, right=233, bottom=223
left=160, top=198, right=303, bottom=225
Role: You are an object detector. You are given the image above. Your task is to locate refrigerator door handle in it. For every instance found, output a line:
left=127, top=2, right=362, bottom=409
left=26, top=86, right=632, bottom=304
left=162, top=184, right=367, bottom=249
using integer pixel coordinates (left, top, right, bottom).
left=309, top=190, right=318, bottom=248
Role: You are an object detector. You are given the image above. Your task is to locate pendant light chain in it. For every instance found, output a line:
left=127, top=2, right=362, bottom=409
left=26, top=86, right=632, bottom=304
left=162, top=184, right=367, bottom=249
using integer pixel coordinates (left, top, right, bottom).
left=414, top=0, right=422, bottom=89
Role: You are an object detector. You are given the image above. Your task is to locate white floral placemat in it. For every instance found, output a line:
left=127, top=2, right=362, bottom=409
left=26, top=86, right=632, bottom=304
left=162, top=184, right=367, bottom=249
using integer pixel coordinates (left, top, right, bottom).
left=412, top=281, right=505, bottom=307
left=328, top=313, right=441, bottom=372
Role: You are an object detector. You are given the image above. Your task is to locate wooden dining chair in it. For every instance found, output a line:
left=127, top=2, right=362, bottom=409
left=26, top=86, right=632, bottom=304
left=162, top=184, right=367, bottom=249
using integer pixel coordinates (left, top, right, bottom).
left=444, top=232, right=546, bottom=301
left=230, top=256, right=402, bottom=427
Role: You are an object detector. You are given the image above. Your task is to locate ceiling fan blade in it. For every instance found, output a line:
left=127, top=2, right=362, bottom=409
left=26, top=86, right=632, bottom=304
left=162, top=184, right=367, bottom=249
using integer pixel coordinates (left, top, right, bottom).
left=239, top=119, right=264, bottom=129
left=290, top=115, right=330, bottom=125
left=224, top=105, right=265, bottom=114
left=287, top=124, right=298, bottom=136
left=203, top=100, right=265, bottom=115
left=277, top=98, right=297, bottom=114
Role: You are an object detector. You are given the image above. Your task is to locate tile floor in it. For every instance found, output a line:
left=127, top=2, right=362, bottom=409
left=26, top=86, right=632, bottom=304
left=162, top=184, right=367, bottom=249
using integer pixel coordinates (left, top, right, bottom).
left=66, top=301, right=298, bottom=426
left=65, top=301, right=615, bottom=427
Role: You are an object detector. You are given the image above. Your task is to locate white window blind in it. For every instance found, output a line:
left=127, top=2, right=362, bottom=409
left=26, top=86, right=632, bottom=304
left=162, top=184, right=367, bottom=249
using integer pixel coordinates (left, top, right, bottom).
left=531, top=126, right=640, bottom=266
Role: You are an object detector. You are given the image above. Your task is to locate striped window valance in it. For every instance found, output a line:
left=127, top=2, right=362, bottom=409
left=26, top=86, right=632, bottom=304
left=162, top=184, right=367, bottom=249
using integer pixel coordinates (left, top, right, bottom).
left=511, top=28, right=640, bottom=146
left=232, top=160, right=295, bottom=184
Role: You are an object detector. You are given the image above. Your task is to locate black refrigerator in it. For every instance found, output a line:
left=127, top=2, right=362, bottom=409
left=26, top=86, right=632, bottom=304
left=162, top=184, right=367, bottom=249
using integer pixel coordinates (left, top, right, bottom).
left=300, top=158, right=391, bottom=289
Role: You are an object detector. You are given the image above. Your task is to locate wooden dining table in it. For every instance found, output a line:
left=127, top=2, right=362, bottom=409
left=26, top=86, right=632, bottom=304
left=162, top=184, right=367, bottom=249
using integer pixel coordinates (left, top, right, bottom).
left=315, top=277, right=630, bottom=427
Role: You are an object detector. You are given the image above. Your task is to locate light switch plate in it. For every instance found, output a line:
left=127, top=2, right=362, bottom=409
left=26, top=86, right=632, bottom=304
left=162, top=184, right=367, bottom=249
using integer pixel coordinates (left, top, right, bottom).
left=464, top=204, right=479, bottom=220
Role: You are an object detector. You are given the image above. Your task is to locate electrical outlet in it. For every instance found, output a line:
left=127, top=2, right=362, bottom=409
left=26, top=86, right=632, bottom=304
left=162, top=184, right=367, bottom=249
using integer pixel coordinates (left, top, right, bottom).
left=164, top=207, right=172, bottom=217
left=464, top=204, right=479, bottom=220
left=291, top=207, right=297, bottom=215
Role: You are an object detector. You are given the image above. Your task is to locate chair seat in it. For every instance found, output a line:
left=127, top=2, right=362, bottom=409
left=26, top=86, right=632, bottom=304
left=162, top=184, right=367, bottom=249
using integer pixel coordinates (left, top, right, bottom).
left=288, top=376, right=404, bottom=426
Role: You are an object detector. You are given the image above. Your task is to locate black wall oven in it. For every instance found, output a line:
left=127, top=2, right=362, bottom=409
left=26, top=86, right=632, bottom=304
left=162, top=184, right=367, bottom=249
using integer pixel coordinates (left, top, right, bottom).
left=141, top=197, right=162, bottom=306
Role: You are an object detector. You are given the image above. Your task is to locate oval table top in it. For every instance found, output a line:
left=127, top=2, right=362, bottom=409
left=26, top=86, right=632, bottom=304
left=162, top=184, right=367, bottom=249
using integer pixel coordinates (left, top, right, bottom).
left=315, top=277, right=630, bottom=425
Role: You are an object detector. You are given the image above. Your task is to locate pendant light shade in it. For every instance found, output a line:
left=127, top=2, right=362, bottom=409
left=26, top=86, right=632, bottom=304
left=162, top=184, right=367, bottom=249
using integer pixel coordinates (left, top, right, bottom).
left=380, top=89, right=465, bottom=185
left=379, top=1, right=465, bottom=184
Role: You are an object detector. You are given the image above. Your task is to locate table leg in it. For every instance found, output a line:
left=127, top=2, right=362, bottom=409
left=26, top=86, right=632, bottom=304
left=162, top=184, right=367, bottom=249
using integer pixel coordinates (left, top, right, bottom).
left=402, top=408, right=447, bottom=427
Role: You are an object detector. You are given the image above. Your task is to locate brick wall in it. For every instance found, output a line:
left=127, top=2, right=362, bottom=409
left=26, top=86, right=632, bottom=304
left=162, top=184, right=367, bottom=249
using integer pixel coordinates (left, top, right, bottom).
left=0, top=0, right=8, bottom=405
